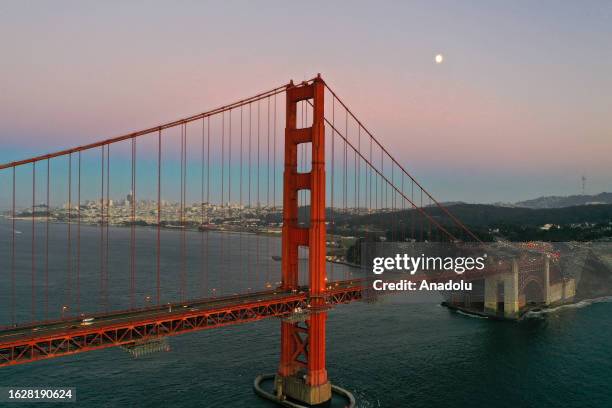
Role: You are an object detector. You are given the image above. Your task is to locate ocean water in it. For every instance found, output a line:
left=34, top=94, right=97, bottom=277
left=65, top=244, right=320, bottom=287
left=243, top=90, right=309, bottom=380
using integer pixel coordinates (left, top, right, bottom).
left=1, top=220, right=611, bottom=407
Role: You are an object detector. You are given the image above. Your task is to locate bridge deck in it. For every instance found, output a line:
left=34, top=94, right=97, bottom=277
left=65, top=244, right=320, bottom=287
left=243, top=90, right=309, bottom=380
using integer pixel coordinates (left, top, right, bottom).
left=0, top=280, right=365, bottom=367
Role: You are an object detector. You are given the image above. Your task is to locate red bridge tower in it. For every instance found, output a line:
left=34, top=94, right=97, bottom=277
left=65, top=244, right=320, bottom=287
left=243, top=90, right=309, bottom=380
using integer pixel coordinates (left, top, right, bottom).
left=275, top=75, right=331, bottom=405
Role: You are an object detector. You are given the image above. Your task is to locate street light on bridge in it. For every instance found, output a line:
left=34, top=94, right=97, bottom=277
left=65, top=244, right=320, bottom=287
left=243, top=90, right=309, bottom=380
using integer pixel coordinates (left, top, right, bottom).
left=61, top=305, right=69, bottom=320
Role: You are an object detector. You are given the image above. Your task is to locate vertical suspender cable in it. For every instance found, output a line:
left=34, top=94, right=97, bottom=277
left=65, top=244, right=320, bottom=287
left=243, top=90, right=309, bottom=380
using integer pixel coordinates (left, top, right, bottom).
left=273, top=94, right=277, bottom=210
left=183, top=124, right=187, bottom=300
left=180, top=125, right=186, bottom=301
left=67, top=154, right=72, bottom=317
left=428, top=197, right=432, bottom=241
left=248, top=104, right=252, bottom=292
left=357, top=126, right=360, bottom=214
left=130, top=137, right=136, bottom=309
left=374, top=143, right=378, bottom=211
left=411, top=181, right=415, bottom=240
left=100, top=146, right=104, bottom=311
left=31, top=163, right=36, bottom=322
left=157, top=130, right=162, bottom=305
left=344, top=111, right=348, bottom=216
left=200, top=120, right=205, bottom=298
left=45, top=159, right=50, bottom=320
left=206, top=118, right=210, bottom=295
left=229, top=110, right=233, bottom=292
left=77, top=152, right=81, bottom=314
left=351, top=121, right=358, bottom=278
left=401, top=174, right=405, bottom=242
left=221, top=111, right=225, bottom=207
left=11, top=167, right=15, bottom=325
left=344, top=111, right=349, bottom=279
left=229, top=109, right=232, bottom=207
left=380, top=150, right=384, bottom=212
left=240, top=106, right=244, bottom=290
left=220, top=114, right=225, bottom=295
left=266, top=97, right=271, bottom=286
left=391, top=162, right=394, bottom=242
left=105, top=145, right=110, bottom=311
left=330, top=96, right=335, bottom=279
left=257, top=100, right=261, bottom=287
left=229, top=109, right=233, bottom=290
left=364, top=132, right=368, bottom=213
left=420, top=189, right=424, bottom=241
left=368, top=136, right=376, bottom=214
left=179, top=126, right=183, bottom=301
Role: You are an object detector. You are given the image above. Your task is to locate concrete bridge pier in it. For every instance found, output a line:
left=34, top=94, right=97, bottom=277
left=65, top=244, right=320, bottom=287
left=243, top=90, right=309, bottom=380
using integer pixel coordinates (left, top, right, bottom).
left=484, top=260, right=519, bottom=319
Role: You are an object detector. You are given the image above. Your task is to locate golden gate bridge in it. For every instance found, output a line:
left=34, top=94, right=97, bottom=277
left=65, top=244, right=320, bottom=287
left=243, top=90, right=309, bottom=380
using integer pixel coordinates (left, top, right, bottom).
left=0, top=75, right=486, bottom=406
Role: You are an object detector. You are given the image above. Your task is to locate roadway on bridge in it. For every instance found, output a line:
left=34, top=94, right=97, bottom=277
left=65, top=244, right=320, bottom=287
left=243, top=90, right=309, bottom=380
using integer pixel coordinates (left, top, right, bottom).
left=0, top=280, right=363, bottom=347
left=0, top=288, right=303, bottom=345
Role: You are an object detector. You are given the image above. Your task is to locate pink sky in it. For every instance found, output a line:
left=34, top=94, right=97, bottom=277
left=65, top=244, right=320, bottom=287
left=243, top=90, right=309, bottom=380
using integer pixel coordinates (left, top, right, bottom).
left=1, top=1, right=610, bottom=202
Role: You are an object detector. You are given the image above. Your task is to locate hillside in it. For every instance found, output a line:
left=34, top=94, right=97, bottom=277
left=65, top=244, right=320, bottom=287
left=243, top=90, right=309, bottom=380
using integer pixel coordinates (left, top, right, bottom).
left=514, top=192, right=612, bottom=209
left=348, top=203, right=612, bottom=228
left=335, top=203, right=612, bottom=242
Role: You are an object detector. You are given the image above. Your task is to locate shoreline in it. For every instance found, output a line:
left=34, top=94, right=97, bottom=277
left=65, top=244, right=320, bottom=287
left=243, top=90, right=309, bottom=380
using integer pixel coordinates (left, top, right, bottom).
left=441, top=296, right=609, bottom=321
left=1, top=215, right=282, bottom=237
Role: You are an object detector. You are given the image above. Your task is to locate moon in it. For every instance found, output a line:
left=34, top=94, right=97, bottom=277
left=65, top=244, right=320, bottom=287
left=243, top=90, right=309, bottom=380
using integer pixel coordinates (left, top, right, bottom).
left=435, top=54, right=444, bottom=64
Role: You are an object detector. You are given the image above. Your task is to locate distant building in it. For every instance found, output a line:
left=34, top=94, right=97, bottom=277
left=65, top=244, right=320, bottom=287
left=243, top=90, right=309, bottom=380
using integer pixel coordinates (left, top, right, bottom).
left=540, top=224, right=555, bottom=231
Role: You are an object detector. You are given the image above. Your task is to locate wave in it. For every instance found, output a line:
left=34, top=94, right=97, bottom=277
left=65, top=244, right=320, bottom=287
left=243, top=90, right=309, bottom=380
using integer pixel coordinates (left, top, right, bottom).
left=524, top=295, right=612, bottom=318
left=455, top=309, right=489, bottom=319
left=0, top=224, right=20, bottom=233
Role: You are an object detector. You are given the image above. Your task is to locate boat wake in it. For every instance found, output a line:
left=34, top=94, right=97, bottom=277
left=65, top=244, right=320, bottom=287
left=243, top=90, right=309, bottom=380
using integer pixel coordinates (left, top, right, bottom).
left=455, top=309, right=489, bottom=319
left=524, top=295, right=612, bottom=319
